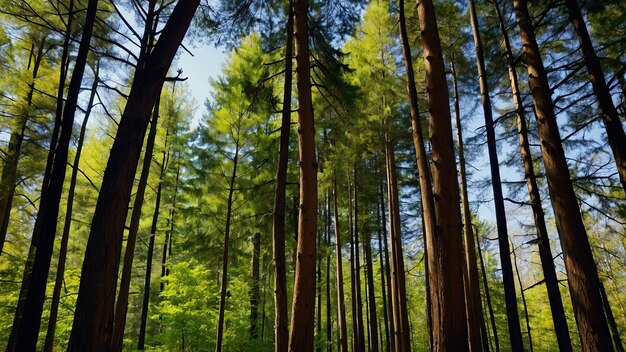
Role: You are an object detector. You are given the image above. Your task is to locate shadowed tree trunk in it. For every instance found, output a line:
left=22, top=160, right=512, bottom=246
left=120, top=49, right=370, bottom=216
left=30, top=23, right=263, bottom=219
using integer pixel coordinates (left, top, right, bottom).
left=43, top=66, right=99, bottom=352
left=476, top=225, right=500, bottom=352
left=12, top=0, right=98, bottom=345
left=288, top=0, right=318, bottom=349
left=599, top=280, right=626, bottom=352
left=325, top=190, right=332, bottom=352
left=512, top=1, right=614, bottom=350
left=415, top=0, right=468, bottom=349
left=385, top=142, right=411, bottom=352
left=138, top=132, right=170, bottom=350
left=364, top=207, right=379, bottom=352
left=376, top=187, right=390, bottom=352
left=273, top=3, right=293, bottom=350
left=353, top=166, right=366, bottom=352
left=216, top=135, right=241, bottom=352
left=451, top=60, right=488, bottom=352
left=68, top=1, right=200, bottom=349
left=563, top=0, right=626, bottom=193
left=332, top=177, right=349, bottom=352
left=492, top=1, right=573, bottom=349
left=161, top=163, right=180, bottom=293
left=379, top=176, right=395, bottom=352
left=512, top=244, right=534, bottom=352
left=468, top=1, right=524, bottom=349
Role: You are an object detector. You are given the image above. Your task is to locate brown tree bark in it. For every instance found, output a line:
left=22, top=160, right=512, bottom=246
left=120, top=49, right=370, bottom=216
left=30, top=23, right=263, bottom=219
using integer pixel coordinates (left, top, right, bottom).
left=376, top=186, right=390, bottom=352
left=451, top=60, right=488, bottom=352
left=492, top=1, right=573, bottom=349
left=468, top=1, right=524, bottom=349
left=68, top=1, right=199, bottom=349
left=111, top=92, right=162, bottom=352
left=512, top=244, right=534, bottom=352
left=325, top=190, right=332, bottom=352
left=251, top=232, right=262, bottom=339
left=43, top=66, right=98, bottom=352
left=564, top=0, right=626, bottom=193
left=138, top=133, right=170, bottom=350
left=12, top=0, right=98, bottom=345
left=364, top=208, right=379, bottom=352
left=379, top=177, right=396, bottom=352
left=385, top=142, right=411, bottom=352
left=332, top=177, right=349, bottom=352
left=272, top=3, right=294, bottom=350
left=512, top=0, right=614, bottom=350
left=288, top=0, right=318, bottom=349
left=476, top=226, right=500, bottom=352
left=216, top=136, right=241, bottom=352
left=415, top=0, right=468, bottom=350
left=353, top=167, right=366, bottom=352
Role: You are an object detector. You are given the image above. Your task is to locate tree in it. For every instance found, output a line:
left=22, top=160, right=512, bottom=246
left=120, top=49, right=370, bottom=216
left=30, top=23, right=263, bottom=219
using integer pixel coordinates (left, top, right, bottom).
left=511, top=0, right=614, bottom=350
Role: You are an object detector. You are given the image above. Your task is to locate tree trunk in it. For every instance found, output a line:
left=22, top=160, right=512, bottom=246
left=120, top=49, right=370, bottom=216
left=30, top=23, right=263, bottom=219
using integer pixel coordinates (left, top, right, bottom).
left=364, top=204, right=379, bottom=352
left=353, top=167, right=366, bottom=352
left=273, top=3, right=294, bottom=350
left=385, top=142, right=411, bottom=352
left=161, top=163, right=180, bottom=293
left=492, top=1, right=573, bottom=349
left=476, top=226, right=500, bottom=352
left=3, top=37, right=46, bottom=351
left=451, top=60, right=488, bottom=352
left=468, top=1, right=524, bottom=349
left=349, top=180, right=360, bottom=352
left=512, top=1, right=614, bottom=350
left=332, top=177, right=349, bottom=352
left=68, top=1, right=199, bottom=348
left=216, top=138, right=241, bottom=352
left=415, top=0, right=468, bottom=350
left=563, top=0, right=626, bottom=193
left=288, top=0, right=318, bottom=349
left=12, top=0, right=98, bottom=345
left=138, top=133, right=169, bottom=350
left=43, top=66, right=99, bottom=352
left=512, top=244, right=534, bottom=352
left=325, top=190, right=332, bottom=352
left=376, top=188, right=390, bottom=352
left=379, top=176, right=395, bottom=352
left=599, top=281, right=625, bottom=352
left=111, top=91, right=162, bottom=351
left=251, top=232, right=262, bottom=339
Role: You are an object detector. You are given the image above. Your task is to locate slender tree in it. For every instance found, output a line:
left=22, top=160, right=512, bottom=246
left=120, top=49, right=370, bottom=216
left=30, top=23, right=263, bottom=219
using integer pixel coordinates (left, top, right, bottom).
left=512, top=0, right=614, bottom=350
left=43, top=65, right=99, bottom=352
left=563, top=0, right=626, bottom=193
left=288, top=0, right=318, bottom=349
left=68, top=1, right=200, bottom=348
left=333, top=177, right=349, bottom=352
left=492, top=1, right=573, bottom=349
left=468, top=0, right=524, bottom=349
left=251, top=232, right=262, bottom=339
left=415, top=0, right=468, bottom=349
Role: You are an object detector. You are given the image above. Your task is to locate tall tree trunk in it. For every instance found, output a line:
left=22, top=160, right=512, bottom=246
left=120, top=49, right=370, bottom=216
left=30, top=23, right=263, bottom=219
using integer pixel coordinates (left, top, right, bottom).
left=12, top=0, right=98, bottom=345
left=376, top=189, right=390, bottom=352
left=43, top=66, right=98, bottom=352
left=216, top=139, right=241, bottom=352
left=599, top=281, right=626, bottom=352
left=273, top=3, right=294, bottom=350
left=349, top=180, right=360, bottom=352
left=512, top=1, right=614, bottom=350
left=364, top=207, right=379, bottom=352
left=415, top=0, right=468, bottom=350
left=512, top=244, right=534, bottom=352
left=476, top=226, right=500, bottom=352
left=111, top=91, right=162, bottom=351
left=353, top=167, right=366, bottom=352
left=138, top=133, right=169, bottom=350
left=451, top=60, right=488, bottom=352
left=563, top=0, right=626, bottom=193
left=332, top=177, right=349, bottom=352
left=317, top=207, right=323, bottom=352
left=68, top=1, right=199, bottom=349
left=288, top=0, right=318, bottom=349
left=3, top=36, right=47, bottom=351
left=251, top=232, right=262, bottom=339
left=468, top=1, right=524, bottom=349
left=492, top=1, right=573, bottom=349
left=325, top=190, right=332, bottom=352
left=161, top=163, right=180, bottom=293
left=385, top=142, right=411, bottom=352
left=379, top=177, right=395, bottom=352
